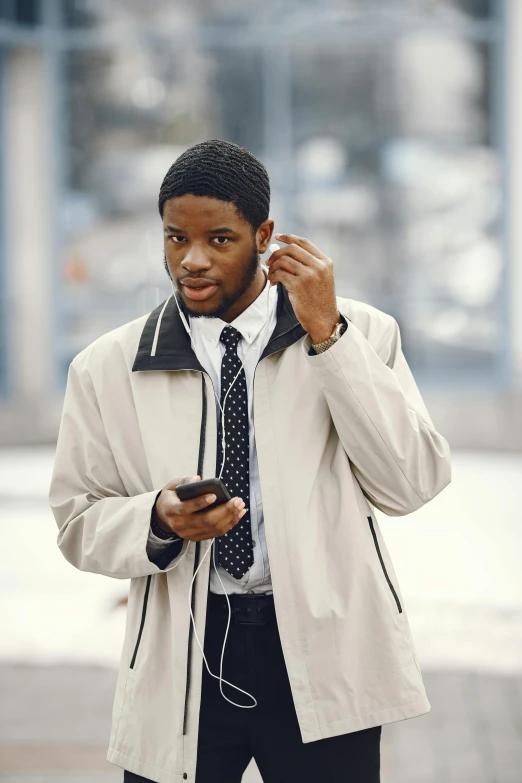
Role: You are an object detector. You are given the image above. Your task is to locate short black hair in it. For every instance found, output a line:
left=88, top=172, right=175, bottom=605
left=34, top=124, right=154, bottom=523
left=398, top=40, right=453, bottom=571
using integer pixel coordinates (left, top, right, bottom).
left=158, top=139, right=270, bottom=233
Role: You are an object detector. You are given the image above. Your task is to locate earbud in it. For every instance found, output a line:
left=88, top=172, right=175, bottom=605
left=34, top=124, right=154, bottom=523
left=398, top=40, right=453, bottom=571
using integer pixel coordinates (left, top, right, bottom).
left=269, top=243, right=280, bottom=253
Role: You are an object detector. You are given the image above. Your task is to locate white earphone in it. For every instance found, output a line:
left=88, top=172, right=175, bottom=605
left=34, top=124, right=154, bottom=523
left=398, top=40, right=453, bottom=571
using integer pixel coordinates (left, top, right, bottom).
left=165, top=245, right=280, bottom=708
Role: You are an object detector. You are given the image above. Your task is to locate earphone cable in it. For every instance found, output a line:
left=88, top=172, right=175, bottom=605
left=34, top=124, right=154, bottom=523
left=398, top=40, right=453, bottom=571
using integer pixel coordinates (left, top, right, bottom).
left=169, top=268, right=273, bottom=708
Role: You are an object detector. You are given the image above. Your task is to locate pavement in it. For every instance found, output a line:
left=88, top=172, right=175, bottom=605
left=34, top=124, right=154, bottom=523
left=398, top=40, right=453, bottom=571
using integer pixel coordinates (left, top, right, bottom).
left=1, top=664, right=521, bottom=783
left=0, top=446, right=521, bottom=781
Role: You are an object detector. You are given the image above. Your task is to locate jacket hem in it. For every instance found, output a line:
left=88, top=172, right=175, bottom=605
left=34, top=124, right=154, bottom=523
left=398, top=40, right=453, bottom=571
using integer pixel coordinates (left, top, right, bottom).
left=106, top=694, right=431, bottom=777
left=107, top=744, right=183, bottom=783
left=301, top=694, right=431, bottom=743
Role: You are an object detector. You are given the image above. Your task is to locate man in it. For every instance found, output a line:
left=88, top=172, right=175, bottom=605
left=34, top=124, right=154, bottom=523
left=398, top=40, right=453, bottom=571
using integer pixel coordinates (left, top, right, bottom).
left=49, top=139, right=451, bottom=783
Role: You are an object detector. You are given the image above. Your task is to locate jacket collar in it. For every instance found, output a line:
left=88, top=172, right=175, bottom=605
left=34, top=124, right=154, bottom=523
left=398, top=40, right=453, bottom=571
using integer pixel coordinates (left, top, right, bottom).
left=132, top=281, right=306, bottom=373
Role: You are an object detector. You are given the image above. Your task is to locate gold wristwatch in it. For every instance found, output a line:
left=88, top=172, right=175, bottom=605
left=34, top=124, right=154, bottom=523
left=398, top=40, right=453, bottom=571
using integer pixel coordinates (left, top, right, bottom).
left=311, top=318, right=347, bottom=354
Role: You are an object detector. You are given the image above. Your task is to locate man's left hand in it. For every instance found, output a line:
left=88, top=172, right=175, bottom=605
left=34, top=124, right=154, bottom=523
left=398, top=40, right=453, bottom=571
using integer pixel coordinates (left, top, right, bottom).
left=266, top=233, right=341, bottom=345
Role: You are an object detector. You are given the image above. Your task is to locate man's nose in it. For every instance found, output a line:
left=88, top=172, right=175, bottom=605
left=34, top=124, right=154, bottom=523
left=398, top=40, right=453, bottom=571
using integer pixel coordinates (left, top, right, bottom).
left=181, top=249, right=212, bottom=271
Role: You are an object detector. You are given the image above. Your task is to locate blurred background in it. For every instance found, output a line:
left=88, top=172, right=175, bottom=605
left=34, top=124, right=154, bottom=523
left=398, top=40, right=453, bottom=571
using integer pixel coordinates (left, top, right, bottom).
left=0, top=1, right=521, bottom=781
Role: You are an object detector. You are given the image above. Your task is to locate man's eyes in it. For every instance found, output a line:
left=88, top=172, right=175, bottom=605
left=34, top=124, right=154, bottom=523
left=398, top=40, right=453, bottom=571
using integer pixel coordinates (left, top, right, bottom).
left=168, top=236, right=230, bottom=245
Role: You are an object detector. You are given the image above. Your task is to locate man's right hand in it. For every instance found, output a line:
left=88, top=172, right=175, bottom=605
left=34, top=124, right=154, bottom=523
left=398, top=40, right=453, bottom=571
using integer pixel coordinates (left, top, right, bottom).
left=154, top=476, right=247, bottom=542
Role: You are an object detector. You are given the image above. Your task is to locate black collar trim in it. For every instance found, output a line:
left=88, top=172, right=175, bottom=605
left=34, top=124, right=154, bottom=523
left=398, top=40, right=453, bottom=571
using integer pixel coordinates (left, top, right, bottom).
left=132, top=282, right=307, bottom=373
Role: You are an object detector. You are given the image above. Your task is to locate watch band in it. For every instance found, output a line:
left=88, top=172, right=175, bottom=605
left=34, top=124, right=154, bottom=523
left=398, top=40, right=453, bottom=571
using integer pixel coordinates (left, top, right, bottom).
left=311, top=318, right=347, bottom=354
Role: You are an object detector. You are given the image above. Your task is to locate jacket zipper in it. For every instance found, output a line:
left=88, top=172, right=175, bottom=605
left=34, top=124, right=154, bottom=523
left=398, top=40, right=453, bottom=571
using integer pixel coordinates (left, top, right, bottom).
left=130, top=574, right=152, bottom=668
left=182, top=372, right=207, bottom=735
left=367, top=516, right=402, bottom=614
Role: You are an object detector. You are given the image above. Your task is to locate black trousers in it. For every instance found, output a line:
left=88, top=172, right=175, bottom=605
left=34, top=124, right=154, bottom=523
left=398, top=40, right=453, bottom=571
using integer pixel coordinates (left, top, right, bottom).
left=124, top=591, right=381, bottom=783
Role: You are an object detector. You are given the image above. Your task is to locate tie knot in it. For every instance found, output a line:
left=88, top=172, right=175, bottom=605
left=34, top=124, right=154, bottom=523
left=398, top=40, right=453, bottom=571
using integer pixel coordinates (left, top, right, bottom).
left=219, top=325, right=241, bottom=349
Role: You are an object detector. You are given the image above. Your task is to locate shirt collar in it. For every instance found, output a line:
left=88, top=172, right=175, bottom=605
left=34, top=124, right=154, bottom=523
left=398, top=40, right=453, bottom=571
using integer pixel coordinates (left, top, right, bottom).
left=189, top=267, right=275, bottom=349
left=132, top=276, right=310, bottom=373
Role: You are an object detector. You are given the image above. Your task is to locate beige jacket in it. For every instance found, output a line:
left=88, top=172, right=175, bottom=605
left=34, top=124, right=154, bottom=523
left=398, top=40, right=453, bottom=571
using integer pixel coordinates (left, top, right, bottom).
left=49, top=280, right=451, bottom=783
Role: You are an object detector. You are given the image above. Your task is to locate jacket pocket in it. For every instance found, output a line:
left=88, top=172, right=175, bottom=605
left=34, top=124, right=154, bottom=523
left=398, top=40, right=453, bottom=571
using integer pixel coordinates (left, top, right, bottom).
left=130, top=575, right=152, bottom=669
left=367, top=516, right=402, bottom=614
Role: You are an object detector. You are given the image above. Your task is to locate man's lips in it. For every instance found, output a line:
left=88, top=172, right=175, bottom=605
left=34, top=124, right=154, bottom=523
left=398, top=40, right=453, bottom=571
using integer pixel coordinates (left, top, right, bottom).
left=181, top=281, right=219, bottom=301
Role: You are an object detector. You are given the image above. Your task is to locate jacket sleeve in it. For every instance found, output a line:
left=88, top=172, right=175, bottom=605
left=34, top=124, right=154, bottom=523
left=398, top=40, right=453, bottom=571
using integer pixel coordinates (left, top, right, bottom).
left=304, top=315, right=451, bottom=516
left=49, top=358, right=190, bottom=579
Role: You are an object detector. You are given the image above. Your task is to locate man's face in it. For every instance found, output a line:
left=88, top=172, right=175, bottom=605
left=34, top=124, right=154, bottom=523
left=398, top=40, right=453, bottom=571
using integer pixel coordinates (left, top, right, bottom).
left=163, top=194, right=273, bottom=321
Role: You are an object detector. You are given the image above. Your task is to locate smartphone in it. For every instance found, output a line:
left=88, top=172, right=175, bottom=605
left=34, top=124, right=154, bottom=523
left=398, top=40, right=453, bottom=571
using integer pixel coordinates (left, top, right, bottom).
left=175, top=477, right=232, bottom=511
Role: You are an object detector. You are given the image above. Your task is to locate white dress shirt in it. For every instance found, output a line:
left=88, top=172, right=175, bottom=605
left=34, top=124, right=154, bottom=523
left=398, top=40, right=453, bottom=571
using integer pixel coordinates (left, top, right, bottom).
left=146, top=269, right=279, bottom=594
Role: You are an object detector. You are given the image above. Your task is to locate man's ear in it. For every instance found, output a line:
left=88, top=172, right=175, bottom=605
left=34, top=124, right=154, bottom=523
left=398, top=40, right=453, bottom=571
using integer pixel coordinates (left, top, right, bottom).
left=257, top=218, right=275, bottom=254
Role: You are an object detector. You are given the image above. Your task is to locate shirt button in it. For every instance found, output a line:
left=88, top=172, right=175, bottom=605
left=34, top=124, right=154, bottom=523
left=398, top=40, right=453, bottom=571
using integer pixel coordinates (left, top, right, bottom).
left=252, top=539, right=256, bottom=547
left=247, top=590, right=255, bottom=594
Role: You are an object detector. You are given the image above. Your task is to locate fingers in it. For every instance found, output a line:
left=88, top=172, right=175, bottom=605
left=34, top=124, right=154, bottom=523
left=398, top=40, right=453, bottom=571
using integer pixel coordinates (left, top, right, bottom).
left=170, top=490, right=245, bottom=524
left=188, top=498, right=248, bottom=541
left=162, top=475, right=200, bottom=493
left=266, top=238, right=331, bottom=292
left=268, top=255, right=304, bottom=275
left=274, top=232, right=329, bottom=260
left=172, top=491, right=218, bottom=516
left=206, top=497, right=246, bottom=527
left=267, top=256, right=310, bottom=287
left=268, top=266, right=303, bottom=289
left=267, top=242, right=316, bottom=269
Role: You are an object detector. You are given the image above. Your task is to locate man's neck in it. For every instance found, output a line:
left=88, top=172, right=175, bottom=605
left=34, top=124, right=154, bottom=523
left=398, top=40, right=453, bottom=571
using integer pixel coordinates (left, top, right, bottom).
left=218, top=267, right=268, bottom=324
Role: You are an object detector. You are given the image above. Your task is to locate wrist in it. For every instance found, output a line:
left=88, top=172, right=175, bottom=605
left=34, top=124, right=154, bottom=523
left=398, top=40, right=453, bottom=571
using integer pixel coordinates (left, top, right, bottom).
left=309, top=313, right=343, bottom=345
left=151, top=493, right=179, bottom=539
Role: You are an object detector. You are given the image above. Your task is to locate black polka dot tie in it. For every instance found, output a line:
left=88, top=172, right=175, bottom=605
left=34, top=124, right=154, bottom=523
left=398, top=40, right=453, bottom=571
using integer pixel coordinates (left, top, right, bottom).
left=216, top=325, right=254, bottom=579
